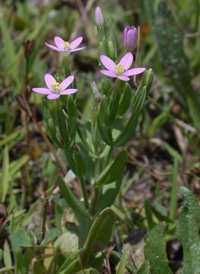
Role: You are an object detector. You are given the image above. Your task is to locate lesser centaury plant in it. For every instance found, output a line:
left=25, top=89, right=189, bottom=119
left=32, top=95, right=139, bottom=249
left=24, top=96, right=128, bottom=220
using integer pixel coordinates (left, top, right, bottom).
left=28, top=6, right=154, bottom=273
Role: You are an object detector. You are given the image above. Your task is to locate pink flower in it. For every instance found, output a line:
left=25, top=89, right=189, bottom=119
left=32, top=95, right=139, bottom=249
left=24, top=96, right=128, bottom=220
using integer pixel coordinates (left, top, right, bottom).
left=32, top=74, right=78, bottom=100
left=100, top=52, right=146, bottom=81
left=45, top=36, right=86, bottom=54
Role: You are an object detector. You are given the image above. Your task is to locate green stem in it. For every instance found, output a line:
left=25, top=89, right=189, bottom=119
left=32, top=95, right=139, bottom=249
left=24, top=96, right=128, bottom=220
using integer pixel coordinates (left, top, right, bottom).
left=64, top=54, right=70, bottom=77
left=89, top=184, right=100, bottom=216
left=56, top=99, right=68, bottom=147
left=97, top=26, right=104, bottom=43
left=104, top=145, right=114, bottom=167
left=80, top=176, right=89, bottom=209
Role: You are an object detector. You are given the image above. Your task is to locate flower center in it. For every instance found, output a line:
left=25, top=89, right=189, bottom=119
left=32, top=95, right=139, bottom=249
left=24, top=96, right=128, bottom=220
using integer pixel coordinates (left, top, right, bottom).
left=50, top=82, right=61, bottom=94
left=115, top=64, right=125, bottom=75
left=63, top=41, right=71, bottom=49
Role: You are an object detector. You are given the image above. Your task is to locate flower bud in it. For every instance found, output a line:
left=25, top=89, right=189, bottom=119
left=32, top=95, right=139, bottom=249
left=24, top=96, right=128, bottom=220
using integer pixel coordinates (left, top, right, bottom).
left=91, top=81, right=101, bottom=102
left=95, top=6, right=104, bottom=26
left=123, top=26, right=137, bottom=50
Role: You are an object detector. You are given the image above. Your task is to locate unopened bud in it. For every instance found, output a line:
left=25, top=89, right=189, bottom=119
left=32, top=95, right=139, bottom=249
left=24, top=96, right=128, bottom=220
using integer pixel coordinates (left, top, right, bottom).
left=91, top=81, right=101, bottom=102
left=123, top=26, right=137, bottom=50
left=107, top=40, right=115, bottom=60
left=95, top=6, right=104, bottom=26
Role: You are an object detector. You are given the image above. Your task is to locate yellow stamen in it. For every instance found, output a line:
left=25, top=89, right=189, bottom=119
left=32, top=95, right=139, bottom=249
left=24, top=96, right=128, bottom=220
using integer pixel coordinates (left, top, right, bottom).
left=63, top=41, right=71, bottom=48
left=115, top=64, right=125, bottom=74
left=50, top=82, right=61, bottom=91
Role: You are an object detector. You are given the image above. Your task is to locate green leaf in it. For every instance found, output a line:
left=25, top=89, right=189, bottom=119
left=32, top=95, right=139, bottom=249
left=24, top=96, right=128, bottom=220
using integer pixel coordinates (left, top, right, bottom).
left=114, top=114, right=138, bottom=147
left=112, top=250, right=137, bottom=274
left=58, top=253, right=80, bottom=273
left=144, top=223, right=172, bottom=274
left=41, top=228, right=60, bottom=246
left=116, top=248, right=127, bottom=274
left=177, top=187, right=200, bottom=274
left=117, top=83, right=132, bottom=117
left=98, top=96, right=109, bottom=125
left=3, top=241, right=12, bottom=274
left=97, top=113, right=113, bottom=145
left=57, top=176, right=91, bottom=220
left=95, top=151, right=128, bottom=186
left=11, top=228, right=32, bottom=247
left=0, top=146, right=9, bottom=202
left=21, top=200, right=39, bottom=227
left=151, top=205, right=173, bottom=224
left=0, top=267, right=14, bottom=273
left=149, top=112, right=169, bottom=137
left=58, top=258, right=80, bottom=274
left=0, top=128, right=22, bottom=147
left=96, top=176, right=123, bottom=213
left=144, top=198, right=154, bottom=230
left=82, top=208, right=115, bottom=254
left=108, top=86, right=121, bottom=124
left=9, top=154, right=29, bottom=178
left=132, top=86, right=147, bottom=115
left=67, top=95, right=78, bottom=119
left=101, top=77, right=112, bottom=97
left=97, top=97, right=113, bottom=145
left=137, top=261, right=150, bottom=274
left=47, top=118, right=63, bottom=148
left=73, top=151, right=87, bottom=177
left=169, top=158, right=178, bottom=221
left=32, top=260, right=45, bottom=274
left=164, top=143, right=183, bottom=162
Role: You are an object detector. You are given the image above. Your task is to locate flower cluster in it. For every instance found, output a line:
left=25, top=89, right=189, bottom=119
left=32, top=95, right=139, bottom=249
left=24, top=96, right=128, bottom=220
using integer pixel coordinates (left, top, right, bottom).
left=32, top=7, right=145, bottom=99
left=32, top=35, right=86, bottom=99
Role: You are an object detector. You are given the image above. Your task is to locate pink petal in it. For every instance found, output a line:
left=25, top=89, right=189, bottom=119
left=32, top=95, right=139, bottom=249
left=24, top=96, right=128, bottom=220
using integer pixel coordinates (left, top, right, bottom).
left=70, top=37, right=83, bottom=49
left=60, top=75, right=74, bottom=90
left=32, top=88, right=50, bottom=94
left=45, top=42, right=61, bottom=52
left=119, top=52, right=133, bottom=70
left=100, top=70, right=117, bottom=78
left=117, top=76, right=130, bottom=81
left=70, top=47, right=86, bottom=52
left=100, top=55, right=116, bottom=72
left=125, top=67, right=146, bottom=76
left=61, top=89, right=78, bottom=95
left=45, top=74, right=57, bottom=90
left=54, top=36, right=64, bottom=50
left=47, top=94, right=60, bottom=100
